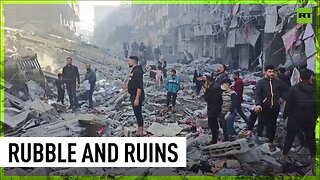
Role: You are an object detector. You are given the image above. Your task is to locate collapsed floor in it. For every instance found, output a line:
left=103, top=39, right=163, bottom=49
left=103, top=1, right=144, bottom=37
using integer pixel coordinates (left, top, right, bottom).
left=2, top=27, right=317, bottom=177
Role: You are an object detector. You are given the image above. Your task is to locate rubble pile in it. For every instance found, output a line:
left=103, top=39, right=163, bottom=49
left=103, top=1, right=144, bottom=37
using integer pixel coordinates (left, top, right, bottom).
left=2, top=27, right=315, bottom=177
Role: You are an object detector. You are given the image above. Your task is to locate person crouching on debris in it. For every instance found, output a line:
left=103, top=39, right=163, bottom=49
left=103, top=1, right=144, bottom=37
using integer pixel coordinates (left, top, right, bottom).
left=204, top=75, right=222, bottom=144
left=165, top=69, right=180, bottom=112
left=125, top=56, right=145, bottom=136
left=56, top=73, right=65, bottom=105
left=84, top=64, right=96, bottom=111
left=280, top=69, right=318, bottom=174
left=220, top=78, right=239, bottom=142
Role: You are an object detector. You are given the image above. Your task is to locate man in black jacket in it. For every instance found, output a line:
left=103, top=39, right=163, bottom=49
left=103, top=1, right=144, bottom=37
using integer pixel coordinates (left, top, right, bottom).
left=214, top=64, right=228, bottom=87
left=280, top=69, right=318, bottom=173
left=84, top=64, right=96, bottom=110
left=62, top=57, right=80, bottom=110
left=124, top=56, right=145, bottom=136
left=254, top=65, right=288, bottom=151
left=204, top=75, right=222, bottom=144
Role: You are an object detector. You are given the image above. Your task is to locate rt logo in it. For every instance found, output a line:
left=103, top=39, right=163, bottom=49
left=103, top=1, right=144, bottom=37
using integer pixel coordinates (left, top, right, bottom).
left=297, top=8, right=313, bottom=24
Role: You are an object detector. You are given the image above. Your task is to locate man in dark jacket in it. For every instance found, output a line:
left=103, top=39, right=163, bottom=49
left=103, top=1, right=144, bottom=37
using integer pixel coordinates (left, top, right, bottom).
left=254, top=65, right=288, bottom=151
left=204, top=75, right=222, bottom=144
left=154, top=46, right=161, bottom=61
left=62, top=57, right=80, bottom=110
left=280, top=69, right=318, bottom=173
left=124, top=56, right=145, bottom=136
left=277, top=67, right=291, bottom=87
left=123, top=42, right=129, bottom=58
left=84, top=64, right=96, bottom=110
left=214, top=64, right=228, bottom=87
left=131, top=41, right=139, bottom=56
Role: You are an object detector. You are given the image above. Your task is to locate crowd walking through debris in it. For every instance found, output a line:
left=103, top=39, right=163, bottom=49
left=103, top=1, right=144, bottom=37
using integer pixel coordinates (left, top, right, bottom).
left=3, top=3, right=319, bottom=176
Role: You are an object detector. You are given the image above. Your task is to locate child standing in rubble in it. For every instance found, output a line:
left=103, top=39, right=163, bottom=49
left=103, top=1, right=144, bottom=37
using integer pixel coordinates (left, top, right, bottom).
left=165, top=69, right=180, bottom=112
left=220, top=78, right=239, bottom=142
left=56, top=73, right=65, bottom=105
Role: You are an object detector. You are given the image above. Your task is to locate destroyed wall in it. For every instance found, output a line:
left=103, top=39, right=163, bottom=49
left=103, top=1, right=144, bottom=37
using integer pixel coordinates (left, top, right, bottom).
left=5, top=4, right=79, bottom=37
left=132, top=4, right=312, bottom=69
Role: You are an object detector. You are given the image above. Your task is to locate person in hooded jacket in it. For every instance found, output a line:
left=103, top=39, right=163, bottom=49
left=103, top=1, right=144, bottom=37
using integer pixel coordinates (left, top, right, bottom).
left=204, top=75, right=222, bottom=144
left=165, top=69, right=180, bottom=112
left=280, top=68, right=318, bottom=174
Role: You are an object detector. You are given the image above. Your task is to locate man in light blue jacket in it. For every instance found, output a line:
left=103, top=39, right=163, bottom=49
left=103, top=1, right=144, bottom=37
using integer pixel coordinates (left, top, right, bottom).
left=165, top=69, right=180, bottom=112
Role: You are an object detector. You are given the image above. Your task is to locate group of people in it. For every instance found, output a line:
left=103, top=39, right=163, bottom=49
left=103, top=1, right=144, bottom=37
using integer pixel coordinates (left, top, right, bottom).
left=123, top=41, right=162, bottom=66
left=123, top=56, right=180, bottom=136
left=56, top=56, right=317, bottom=173
left=56, top=57, right=96, bottom=112
left=202, top=64, right=317, bottom=172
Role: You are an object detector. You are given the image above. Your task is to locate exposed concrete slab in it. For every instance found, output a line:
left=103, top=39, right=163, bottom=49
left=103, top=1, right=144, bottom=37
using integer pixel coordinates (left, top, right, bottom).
left=261, top=155, right=283, bottom=173
left=146, top=122, right=183, bottom=136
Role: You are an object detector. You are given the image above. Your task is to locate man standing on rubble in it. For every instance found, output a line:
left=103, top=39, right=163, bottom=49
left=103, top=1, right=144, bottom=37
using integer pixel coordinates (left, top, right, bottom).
left=154, top=45, right=161, bottom=61
left=62, top=57, right=80, bottom=110
left=84, top=64, right=96, bottom=111
left=123, top=42, right=129, bottom=58
left=124, top=56, right=145, bottom=136
left=131, top=40, right=139, bottom=56
left=204, top=75, right=222, bottom=144
left=280, top=69, right=318, bottom=174
left=254, top=65, right=288, bottom=151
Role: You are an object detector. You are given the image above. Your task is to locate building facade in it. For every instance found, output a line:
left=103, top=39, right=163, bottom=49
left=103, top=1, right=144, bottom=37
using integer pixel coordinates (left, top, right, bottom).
left=5, top=2, right=80, bottom=37
left=132, top=4, right=315, bottom=70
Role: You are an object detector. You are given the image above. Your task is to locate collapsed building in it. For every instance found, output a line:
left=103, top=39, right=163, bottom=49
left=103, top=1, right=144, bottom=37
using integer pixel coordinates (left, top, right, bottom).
left=4, top=3, right=80, bottom=38
left=132, top=4, right=317, bottom=70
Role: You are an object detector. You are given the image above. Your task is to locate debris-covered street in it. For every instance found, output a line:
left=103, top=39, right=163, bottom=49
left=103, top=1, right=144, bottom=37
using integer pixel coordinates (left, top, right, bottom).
left=2, top=3, right=319, bottom=177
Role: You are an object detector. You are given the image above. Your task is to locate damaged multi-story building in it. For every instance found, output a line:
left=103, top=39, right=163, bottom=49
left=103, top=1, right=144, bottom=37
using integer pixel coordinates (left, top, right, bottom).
left=132, top=4, right=317, bottom=70
left=4, top=1, right=80, bottom=37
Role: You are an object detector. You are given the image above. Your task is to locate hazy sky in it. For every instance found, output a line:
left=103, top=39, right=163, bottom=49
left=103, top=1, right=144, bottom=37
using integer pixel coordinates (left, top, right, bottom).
left=78, top=1, right=122, bottom=31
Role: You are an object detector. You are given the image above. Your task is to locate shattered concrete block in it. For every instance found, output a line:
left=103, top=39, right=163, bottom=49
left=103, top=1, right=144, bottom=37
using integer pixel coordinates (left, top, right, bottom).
left=5, top=168, right=28, bottom=176
left=258, top=143, right=281, bottom=158
left=124, top=167, right=149, bottom=176
left=187, top=137, right=195, bottom=152
left=150, top=168, right=179, bottom=176
left=261, top=155, right=283, bottom=173
left=124, top=126, right=136, bottom=137
left=196, top=119, right=208, bottom=128
left=28, top=99, right=58, bottom=115
left=4, top=109, right=31, bottom=129
left=146, top=122, right=183, bottom=136
left=28, top=167, right=48, bottom=176
left=216, top=168, right=238, bottom=176
left=194, top=135, right=211, bottom=146
left=203, top=138, right=254, bottom=157
left=226, top=159, right=241, bottom=169
left=235, top=147, right=262, bottom=163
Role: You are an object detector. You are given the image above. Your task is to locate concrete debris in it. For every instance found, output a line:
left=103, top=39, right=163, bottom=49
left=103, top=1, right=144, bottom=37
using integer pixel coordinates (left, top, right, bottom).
left=259, top=143, right=282, bottom=158
left=216, top=168, right=238, bottom=176
left=261, top=155, right=283, bottom=173
left=25, top=80, right=45, bottom=100
left=226, top=159, right=241, bottom=169
left=203, top=138, right=254, bottom=157
left=146, top=122, right=183, bottom=136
